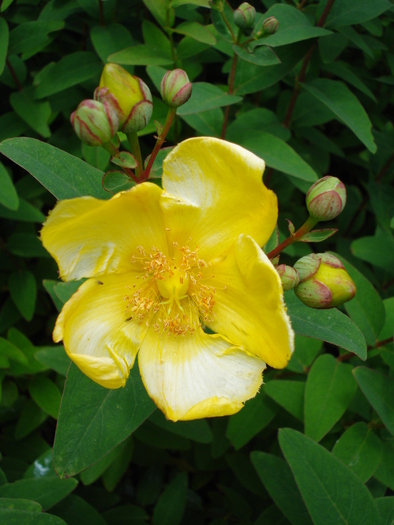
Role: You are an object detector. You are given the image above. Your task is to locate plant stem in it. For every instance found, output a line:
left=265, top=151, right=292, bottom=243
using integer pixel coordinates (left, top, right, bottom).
left=220, top=4, right=236, bottom=42
left=143, top=107, right=177, bottom=179
left=221, top=29, right=242, bottom=139
left=6, top=57, right=22, bottom=91
left=126, top=132, right=143, bottom=179
left=283, top=0, right=336, bottom=128
left=337, top=336, right=394, bottom=362
left=102, top=140, right=119, bottom=156
left=266, top=216, right=317, bottom=260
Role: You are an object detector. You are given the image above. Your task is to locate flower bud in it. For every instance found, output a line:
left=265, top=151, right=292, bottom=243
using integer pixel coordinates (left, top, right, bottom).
left=70, top=99, right=118, bottom=146
left=160, top=69, right=192, bottom=108
left=306, top=176, right=347, bottom=222
left=262, top=16, right=279, bottom=35
left=97, top=64, right=153, bottom=133
left=233, top=3, right=256, bottom=30
left=294, top=253, right=356, bottom=309
left=277, top=265, right=300, bottom=291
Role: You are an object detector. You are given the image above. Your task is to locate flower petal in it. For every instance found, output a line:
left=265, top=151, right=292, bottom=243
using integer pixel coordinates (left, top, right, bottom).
left=160, top=137, right=277, bottom=261
left=138, top=325, right=265, bottom=421
left=206, top=234, right=294, bottom=369
left=54, top=273, right=148, bottom=389
left=41, top=182, right=168, bottom=280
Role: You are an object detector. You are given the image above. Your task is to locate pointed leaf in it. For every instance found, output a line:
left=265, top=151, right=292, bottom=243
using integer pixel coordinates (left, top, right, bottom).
left=299, top=229, right=337, bottom=242
left=353, top=367, right=394, bottom=436
left=0, top=18, right=9, bottom=75
left=279, top=428, right=379, bottom=525
left=177, top=83, right=242, bottom=116
left=8, top=270, right=36, bottom=321
left=302, top=79, right=376, bottom=153
left=304, top=354, right=357, bottom=442
left=54, top=364, right=155, bottom=477
left=152, top=472, right=188, bottom=525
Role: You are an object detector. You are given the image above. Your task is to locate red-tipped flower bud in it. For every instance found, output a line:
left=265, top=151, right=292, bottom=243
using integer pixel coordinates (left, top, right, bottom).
left=234, top=2, right=256, bottom=30
left=306, top=176, right=347, bottom=222
left=262, top=16, right=279, bottom=35
left=70, top=99, right=118, bottom=146
left=160, top=69, right=192, bottom=108
left=96, top=64, right=153, bottom=133
left=277, top=265, right=300, bottom=291
left=294, top=253, right=356, bottom=309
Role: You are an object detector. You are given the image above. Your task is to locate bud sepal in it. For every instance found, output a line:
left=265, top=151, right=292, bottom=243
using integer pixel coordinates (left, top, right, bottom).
left=234, top=2, right=256, bottom=30
left=160, top=69, right=192, bottom=108
left=277, top=265, right=300, bottom=291
left=306, top=176, right=347, bottom=222
left=70, top=99, right=119, bottom=147
left=294, top=253, right=356, bottom=309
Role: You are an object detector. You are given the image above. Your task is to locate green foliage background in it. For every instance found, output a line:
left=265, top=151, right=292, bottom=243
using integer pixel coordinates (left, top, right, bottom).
left=0, top=0, right=394, bottom=524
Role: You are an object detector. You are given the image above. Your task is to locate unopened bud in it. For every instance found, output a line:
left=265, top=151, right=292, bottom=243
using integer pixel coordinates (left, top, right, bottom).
left=294, top=253, right=356, bottom=309
left=306, top=176, right=346, bottom=222
left=234, top=2, right=256, bottom=30
left=262, top=16, right=279, bottom=35
left=160, top=69, right=192, bottom=108
left=97, top=64, right=153, bottom=133
left=70, top=99, right=118, bottom=146
left=277, top=265, right=300, bottom=291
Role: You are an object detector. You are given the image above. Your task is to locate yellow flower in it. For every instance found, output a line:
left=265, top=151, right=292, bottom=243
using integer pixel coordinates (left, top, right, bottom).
left=41, top=138, right=294, bottom=421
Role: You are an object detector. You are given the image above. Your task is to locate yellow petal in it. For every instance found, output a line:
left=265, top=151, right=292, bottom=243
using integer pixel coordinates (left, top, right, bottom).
left=138, top=324, right=265, bottom=421
left=206, top=234, right=294, bottom=369
left=99, top=63, right=144, bottom=118
left=160, top=137, right=277, bottom=262
left=54, top=273, right=148, bottom=389
left=41, top=183, right=168, bottom=281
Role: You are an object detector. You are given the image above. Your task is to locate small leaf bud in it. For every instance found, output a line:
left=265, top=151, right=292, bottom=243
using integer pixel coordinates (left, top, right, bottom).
left=306, top=176, right=347, bottom=222
left=160, top=69, right=192, bottom=108
left=97, top=64, right=153, bottom=132
left=234, top=3, right=256, bottom=30
left=262, top=16, right=279, bottom=35
left=294, top=253, right=356, bottom=309
left=277, top=264, right=300, bottom=291
left=70, top=99, right=118, bottom=147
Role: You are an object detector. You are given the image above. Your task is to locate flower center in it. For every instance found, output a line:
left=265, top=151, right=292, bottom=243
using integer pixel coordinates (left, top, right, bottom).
left=157, top=267, right=190, bottom=301
left=127, top=245, right=216, bottom=336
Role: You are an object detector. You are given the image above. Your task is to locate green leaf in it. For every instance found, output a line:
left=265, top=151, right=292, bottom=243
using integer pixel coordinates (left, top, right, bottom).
left=0, top=162, right=18, bottom=210
left=285, top=291, right=367, bottom=359
left=251, top=452, right=313, bottom=525
left=233, top=45, right=281, bottom=66
left=0, top=138, right=108, bottom=200
left=279, top=428, right=380, bottom=525
left=0, top=338, right=28, bottom=365
left=35, top=346, right=70, bottom=376
left=180, top=108, right=223, bottom=137
left=322, top=61, right=376, bottom=101
left=80, top=441, right=125, bottom=485
left=287, top=335, right=322, bottom=373
left=302, top=79, right=376, bottom=153
left=171, top=0, right=210, bottom=7
left=237, top=132, right=318, bottom=183
left=102, top=437, right=134, bottom=492
left=353, top=367, right=394, bottom=437
left=299, top=229, right=337, bottom=242
left=54, top=364, right=155, bottom=478
left=0, top=18, right=9, bottom=75
left=0, top=508, right=66, bottom=525
left=227, top=108, right=291, bottom=142
left=0, top=478, right=78, bottom=511
left=265, top=380, right=305, bottom=421
left=51, top=495, right=107, bottom=525
left=90, top=24, right=134, bottom=63
left=102, top=504, right=148, bottom=524
left=374, top=440, right=394, bottom=491
left=176, top=83, right=242, bottom=116
left=15, top=400, right=48, bottom=440
left=332, top=422, right=383, bottom=482
left=149, top=410, right=213, bottom=443
left=108, top=45, right=173, bottom=66
left=211, top=1, right=237, bottom=42
left=143, top=0, right=168, bottom=27
left=152, top=472, right=188, bottom=525
left=256, top=4, right=331, bottom=47
left=226, top=391, right=277, bottom=450
left=34, top=52, right=102, bottom=99
left=53, top=281, right=84, bottom=304
left=375, top=497, right=394, bottom=525
left=304, top=354, right=357, bottom=442
left=10, top=88, right=51, bottom=138
left=24, top=449, right=57, bottom=480
left=8, top=21, right=64, bottom=57
left=351, top=233, right=394, bottom=269
left=0, top=198, right=45, bottom=222
left=28, top=376, right=62, bottom=419
left=42, top=280, right=64, bottom=312
left=0, top=112, right=28, bottom=143
left=0, top=498, right=41, bottom=512
left=334, top=255, right=386, bottom=346
left=325, top=0, right=392, bottom=29
left=7, top=233, right=49, bottom=258
left=173, top=21, right=215, bottom=45
left=8, top=270, right=36, bottom=322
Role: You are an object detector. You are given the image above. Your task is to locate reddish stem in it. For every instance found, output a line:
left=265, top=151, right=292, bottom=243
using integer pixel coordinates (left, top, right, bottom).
left=267, top=216, right=317, bottom=260
left=283, top=0, right=336, bottom=128
left=221, top=53, right=238, bottom=139
left=337, top=336, right=394, bottom=362
left=143, top=108, right=176, bottom=180
left=6, top=57, right=22, bottom=91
